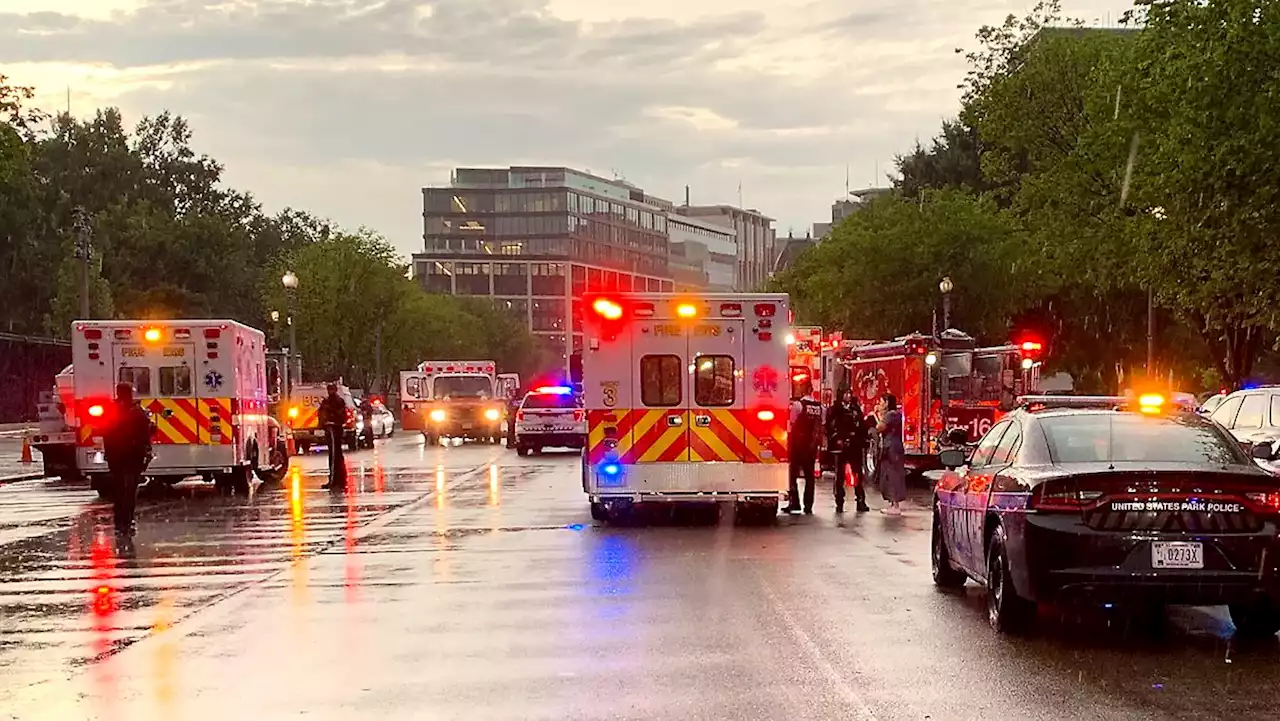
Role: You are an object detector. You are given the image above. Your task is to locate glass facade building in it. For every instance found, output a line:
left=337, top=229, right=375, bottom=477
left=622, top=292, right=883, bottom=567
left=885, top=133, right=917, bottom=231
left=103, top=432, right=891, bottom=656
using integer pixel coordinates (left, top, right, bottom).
left=414, top=167, right=675, bottom=368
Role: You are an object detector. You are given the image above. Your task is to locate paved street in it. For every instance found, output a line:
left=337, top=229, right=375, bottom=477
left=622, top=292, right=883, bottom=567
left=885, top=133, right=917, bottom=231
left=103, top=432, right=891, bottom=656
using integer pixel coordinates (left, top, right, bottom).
left=0, top=436, right=40, bottom=482
left=1, top=435, right=1280, bottom=720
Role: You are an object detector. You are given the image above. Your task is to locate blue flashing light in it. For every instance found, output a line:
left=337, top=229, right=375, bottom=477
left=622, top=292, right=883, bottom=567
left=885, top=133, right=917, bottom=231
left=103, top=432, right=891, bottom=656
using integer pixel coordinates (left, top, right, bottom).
left=536, top=386, right=574, bottom=395
left=598, top=460, right=625, bottom=486
left=602, top=462, right=621, bottom=476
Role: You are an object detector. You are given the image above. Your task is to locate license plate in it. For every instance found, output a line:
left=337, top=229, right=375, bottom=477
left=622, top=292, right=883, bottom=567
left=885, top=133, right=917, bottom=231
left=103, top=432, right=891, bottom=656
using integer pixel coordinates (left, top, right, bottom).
left=1152, top=541, right=1203, bottom=569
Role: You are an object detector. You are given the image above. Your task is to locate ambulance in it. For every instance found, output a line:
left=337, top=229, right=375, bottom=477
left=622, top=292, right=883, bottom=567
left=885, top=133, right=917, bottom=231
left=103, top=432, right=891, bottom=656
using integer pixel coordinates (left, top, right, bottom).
left=581, top=293, right=792, bottom=523
left=71, top=320, right=272, bottom=497
left=788, top=325, right=823, bottom=401
left=399, top=360, right=497, bottom=432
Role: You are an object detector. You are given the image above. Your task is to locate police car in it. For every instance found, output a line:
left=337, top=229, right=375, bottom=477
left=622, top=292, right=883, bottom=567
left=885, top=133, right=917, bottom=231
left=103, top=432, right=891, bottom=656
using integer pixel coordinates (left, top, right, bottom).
left=932, top=393, right=1280, bottom=636
left=514, top=386, right=586, bottom=456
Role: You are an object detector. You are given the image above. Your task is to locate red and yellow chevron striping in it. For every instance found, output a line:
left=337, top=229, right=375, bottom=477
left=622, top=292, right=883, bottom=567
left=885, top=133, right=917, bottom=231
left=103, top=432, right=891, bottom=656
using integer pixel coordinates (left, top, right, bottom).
left=588, top=408, right=789, bottom=465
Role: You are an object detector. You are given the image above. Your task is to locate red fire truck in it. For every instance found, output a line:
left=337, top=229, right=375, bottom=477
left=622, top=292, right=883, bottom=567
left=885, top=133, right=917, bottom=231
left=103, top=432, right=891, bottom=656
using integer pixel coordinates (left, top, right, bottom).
left=839, top=329, right=1041, bottom=474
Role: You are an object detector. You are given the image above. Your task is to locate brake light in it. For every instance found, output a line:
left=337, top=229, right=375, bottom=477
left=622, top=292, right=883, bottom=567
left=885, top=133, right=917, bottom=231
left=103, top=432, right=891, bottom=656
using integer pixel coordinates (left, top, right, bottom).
left=203, top=328, right=221, bottom=339
left=754, top=303, right=776, bottom=317
left=1245, top=492, right=1280, bottom=513
left=516, top=411, right=525, bottom=422
left=88, top=404, right=105, bottom=418
left=758, top=332, right=773, bottom=341
left=83, top=329, right=102, bottom=340
left=1030, top=486, right=1104, bottom=511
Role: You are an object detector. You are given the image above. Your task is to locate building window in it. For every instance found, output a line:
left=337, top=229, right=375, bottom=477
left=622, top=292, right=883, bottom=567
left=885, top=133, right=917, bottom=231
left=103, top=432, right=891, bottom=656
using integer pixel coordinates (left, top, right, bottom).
left=640, top=355, right=682, bottom=407
left=571, top=264, right=586, bottom=295
left=498, top=297, right=528, bottom=321
left=421, top=260, right=453, bottom=293
left=531, top=298, right=566, bottom=331
left=493, top=263, right=528, bottom=295
left=454, top=262, right=491, bottom=295
left=531, top=262, right=566, bottom=296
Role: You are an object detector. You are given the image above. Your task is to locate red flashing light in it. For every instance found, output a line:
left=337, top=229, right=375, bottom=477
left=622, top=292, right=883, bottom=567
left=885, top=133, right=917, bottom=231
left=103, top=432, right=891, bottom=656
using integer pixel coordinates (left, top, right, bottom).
left=753, top=303, right=776, bottom=317
left=87, top=404, right=105, bottom=418
left=1020, top=341, right=1043, bottom=353
left=83, top=329, right=102, bottom=340
left=203, top=328, right=221, bottom=339
left=759, top=332, right=773, bottom=341
left=594, top=298, right=623, bottom=320
left=756, top=409, right=776, bottom=422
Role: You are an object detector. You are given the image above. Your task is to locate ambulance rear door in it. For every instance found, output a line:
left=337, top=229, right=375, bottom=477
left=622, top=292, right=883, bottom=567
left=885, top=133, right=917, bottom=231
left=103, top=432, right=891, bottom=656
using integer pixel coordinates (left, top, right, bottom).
left=112, top=327, right=201, bottom=469
left=631, top=314, right=690, bottom=463
left=687, top=314, right=745, bottom=464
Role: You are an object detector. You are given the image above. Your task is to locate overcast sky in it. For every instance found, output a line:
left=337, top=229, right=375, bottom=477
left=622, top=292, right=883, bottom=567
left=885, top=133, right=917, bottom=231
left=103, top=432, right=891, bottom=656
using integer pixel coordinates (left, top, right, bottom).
left=2, top=0, right=1131, bottom=258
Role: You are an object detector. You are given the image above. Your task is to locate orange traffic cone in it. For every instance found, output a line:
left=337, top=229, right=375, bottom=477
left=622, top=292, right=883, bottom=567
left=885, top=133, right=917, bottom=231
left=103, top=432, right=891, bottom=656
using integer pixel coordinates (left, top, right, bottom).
left=20, top=434, right=34, bottom=464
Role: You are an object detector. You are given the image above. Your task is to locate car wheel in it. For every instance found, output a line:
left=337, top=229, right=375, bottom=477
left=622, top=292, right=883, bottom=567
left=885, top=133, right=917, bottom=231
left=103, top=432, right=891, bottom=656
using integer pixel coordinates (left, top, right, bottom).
left=590, top=501, right=607, bottom=522
left=986, top=525, right=1036, bottom=634
left=1229, top=597, right=1280, bottom=638
left=931, top=507, right=968, bottom=589
left=517, top=445, right=530, bottom=457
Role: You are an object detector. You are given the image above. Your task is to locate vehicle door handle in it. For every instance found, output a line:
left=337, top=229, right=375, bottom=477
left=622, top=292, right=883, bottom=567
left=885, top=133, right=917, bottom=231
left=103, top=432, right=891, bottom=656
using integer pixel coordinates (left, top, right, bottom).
left=694, top=415, right=711, bottom=427
left=667, top=415, right=683, bottom=427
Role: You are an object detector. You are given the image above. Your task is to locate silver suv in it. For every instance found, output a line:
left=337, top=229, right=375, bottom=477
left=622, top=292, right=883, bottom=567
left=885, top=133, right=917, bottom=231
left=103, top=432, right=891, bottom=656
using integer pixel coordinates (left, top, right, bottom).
left=1206, top=387, right=1280, bottom=464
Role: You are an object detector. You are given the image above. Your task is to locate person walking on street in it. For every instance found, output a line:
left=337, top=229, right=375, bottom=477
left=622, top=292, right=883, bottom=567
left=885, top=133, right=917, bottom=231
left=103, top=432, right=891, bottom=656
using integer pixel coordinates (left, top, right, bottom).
left=786, top=379, right=823, bottom=514
left=358, top=396, right=376, bottom=449
left=875, top=392, right=908, bottom=515
left=102, top=381, right=153, bottom=542
left=318, top=383, right=348, bottom=490
left=826, top=388, right=871, bottom=513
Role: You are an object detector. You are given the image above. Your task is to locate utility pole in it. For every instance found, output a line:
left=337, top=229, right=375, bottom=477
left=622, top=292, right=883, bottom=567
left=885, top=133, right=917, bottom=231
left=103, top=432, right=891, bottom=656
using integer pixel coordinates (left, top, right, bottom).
left=72, top=206, right=92, bottom=319
left=373, top=322, right=383, bottom=396
left=1146, top=287, right=1155, bottom=377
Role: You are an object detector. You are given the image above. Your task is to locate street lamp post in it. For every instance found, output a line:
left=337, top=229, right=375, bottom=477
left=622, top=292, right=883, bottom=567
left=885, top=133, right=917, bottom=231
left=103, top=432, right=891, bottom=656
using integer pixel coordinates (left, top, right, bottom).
left=938, top=277, right=954, bottom=411
left=282, top=271, right=298, bottom=392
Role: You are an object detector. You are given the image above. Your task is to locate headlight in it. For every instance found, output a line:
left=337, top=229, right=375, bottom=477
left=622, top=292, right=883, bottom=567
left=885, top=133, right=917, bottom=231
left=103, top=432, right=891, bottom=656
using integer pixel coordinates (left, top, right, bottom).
left=429, top=409, right=447, bottom=422
left=484, top=408, right=501, bottom=421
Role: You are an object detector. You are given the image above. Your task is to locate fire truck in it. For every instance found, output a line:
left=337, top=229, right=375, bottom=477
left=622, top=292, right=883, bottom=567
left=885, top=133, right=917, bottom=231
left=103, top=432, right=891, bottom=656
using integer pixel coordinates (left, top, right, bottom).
left=71, top=320, right=273, bottom=497
left=788, top=325, right=823, bottom=401
left=840, top=329, right=1041, bottom=474
left=285, top=380, right=359, bottom=454
left=581, top=292, right=792, bottom=523
left=399, top=361, right=519, bottom=440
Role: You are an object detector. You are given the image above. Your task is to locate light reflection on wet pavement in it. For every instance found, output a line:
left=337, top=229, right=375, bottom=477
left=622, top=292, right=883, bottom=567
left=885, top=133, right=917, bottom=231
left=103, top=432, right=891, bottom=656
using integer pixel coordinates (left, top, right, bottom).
left=1, top=436, right=1280, bottom=720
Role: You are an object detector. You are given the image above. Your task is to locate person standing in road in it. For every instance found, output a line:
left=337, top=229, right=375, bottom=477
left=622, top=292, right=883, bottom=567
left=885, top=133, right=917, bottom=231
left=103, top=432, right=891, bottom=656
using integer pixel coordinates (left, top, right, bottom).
left=102, top=381, right=153, bottom=541
left=358, top=395, right=376, bottom=448
left=826, top=388, right=871, bottom=514
left=786, top=378, right=823, bottom=514
left=318, top=383, right=348, bottom=490
left=874, top=392, right=907, bottom=516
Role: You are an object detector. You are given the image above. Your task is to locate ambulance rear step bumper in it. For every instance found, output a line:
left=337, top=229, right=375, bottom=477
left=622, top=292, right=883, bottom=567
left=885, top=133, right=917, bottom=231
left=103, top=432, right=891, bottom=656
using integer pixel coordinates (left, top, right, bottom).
left=590, top=492, right=782, bottom=503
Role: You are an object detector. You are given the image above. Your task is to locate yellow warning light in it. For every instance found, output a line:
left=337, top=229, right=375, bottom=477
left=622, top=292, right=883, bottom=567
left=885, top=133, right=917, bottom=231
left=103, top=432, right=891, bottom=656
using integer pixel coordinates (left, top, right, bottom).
left=144, top=328, right=162, bottom=343
left=676, top=303, right=697, bottom=318
left=1138, top=393, right=1165, bottom=414
left=287, top=406, right=300, bottom=419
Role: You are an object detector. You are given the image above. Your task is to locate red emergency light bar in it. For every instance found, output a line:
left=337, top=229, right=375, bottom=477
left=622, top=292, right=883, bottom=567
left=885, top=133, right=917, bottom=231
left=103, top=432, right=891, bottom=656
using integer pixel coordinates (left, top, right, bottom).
left=754, top=303, right=776, bottom=317
left=82, top=328, right=103, bottom=340
left=1021, top=341, right=1043, bottom=352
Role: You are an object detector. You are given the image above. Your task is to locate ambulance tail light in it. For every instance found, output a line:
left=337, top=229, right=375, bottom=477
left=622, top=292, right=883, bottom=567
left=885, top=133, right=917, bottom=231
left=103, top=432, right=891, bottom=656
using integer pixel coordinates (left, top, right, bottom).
left=203, top=328, right=222, bottom=339
left=87, top=403, right=105, bottom=418
left=720, top=302, right=742, bottom=317
left=174, top=328, right=191, bottom=340
left=756, top=409, right=775, bottom=422
left=82, top=328, right=103, bottom=340
left=758, top=332, right=773, bottom=341
left=754, top=303, right=776, bottom=317
left=113, top=329, right=131, bottom=341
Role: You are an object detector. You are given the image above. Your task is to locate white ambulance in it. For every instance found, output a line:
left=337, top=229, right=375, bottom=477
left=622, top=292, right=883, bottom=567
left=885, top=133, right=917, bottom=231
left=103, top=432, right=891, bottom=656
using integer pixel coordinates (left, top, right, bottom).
left=399, top=360, right=496, bottom=432
left=581, top=293, right=792, bottom=523
left=71, top=320, right=272, bottom=497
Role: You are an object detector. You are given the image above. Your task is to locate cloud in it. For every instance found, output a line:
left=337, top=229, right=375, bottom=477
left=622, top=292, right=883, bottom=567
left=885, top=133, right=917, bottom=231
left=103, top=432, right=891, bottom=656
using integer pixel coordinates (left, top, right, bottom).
left=3, top=0, right=1133, bottom=256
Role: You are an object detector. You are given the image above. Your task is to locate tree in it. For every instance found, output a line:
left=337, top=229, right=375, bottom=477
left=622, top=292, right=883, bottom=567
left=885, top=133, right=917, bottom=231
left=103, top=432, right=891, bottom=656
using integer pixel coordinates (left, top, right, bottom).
left=893, top=120, right=988, bottom=200
left=778, top=191, right=1027, bottom=343
left=1119, top=0, right=1280, bottom=386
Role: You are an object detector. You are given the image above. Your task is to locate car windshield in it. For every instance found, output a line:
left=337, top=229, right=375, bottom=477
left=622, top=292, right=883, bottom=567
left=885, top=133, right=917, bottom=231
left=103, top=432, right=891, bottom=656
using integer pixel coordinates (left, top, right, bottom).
left=1040, top=413, right=1250, bottom=466
left=433, top=376, right=492, bottom=399
left=522, top=392, right=578, bottom=409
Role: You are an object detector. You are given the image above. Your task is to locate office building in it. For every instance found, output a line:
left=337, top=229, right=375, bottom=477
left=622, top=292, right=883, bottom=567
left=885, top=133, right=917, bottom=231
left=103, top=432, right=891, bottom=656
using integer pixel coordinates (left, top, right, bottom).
left=667, top=213, right=737, bottom=292
left=679, top=205, right=776, bottom=291
left=414, top=166, right=674, bottom=367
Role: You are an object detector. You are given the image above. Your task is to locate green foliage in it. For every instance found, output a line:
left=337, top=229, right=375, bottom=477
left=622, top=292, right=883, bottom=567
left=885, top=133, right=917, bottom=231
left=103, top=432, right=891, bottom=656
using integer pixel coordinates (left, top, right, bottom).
left=0, top=78, right=546, bottom=391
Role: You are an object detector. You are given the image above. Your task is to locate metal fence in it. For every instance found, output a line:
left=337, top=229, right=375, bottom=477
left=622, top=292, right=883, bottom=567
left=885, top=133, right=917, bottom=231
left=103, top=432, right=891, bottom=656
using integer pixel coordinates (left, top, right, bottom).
left=0, top=333, right=71, bottom=423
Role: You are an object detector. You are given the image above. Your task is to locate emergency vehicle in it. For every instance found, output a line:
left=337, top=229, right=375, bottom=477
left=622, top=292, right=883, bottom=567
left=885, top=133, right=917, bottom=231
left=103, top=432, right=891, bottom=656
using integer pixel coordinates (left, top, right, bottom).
left=399, top=361, right=505, bottom=432
left=581, top=293, right=792, bottom=522
left=513, top=385, right=586, bottom=456
left=28, top=365, right=78, bottom=480
left=840, top=329, right=1041, bottom=475
left=285, top=381, right=359, bottom=454
left=789, top=325, right=823, bottom=401
left=71, top=320, right=271, bottom=497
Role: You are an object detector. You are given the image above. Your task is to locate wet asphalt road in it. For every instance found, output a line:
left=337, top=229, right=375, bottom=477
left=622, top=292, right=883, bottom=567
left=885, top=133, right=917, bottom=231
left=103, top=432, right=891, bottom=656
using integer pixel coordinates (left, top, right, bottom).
left=3, top=436, right=1280, bottom=720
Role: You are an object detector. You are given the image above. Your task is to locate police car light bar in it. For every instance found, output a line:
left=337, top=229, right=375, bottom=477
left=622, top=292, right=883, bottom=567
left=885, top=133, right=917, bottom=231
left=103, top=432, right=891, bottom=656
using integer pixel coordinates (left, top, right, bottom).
left=535, top=386, right=573, bottom=395
left=1016, top=395, right=1126, bottom=410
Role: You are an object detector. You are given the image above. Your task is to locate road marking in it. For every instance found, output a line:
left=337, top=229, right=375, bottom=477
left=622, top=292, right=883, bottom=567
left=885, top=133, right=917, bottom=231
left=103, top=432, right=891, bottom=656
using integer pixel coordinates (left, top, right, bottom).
left=757, top=570, right=879, bottom=720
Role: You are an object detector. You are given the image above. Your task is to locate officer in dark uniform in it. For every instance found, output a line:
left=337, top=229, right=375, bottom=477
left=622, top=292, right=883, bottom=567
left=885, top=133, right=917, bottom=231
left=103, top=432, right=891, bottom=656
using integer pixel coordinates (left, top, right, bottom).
left=103, top=381, right=154, bottom=541
left=786, top=377, right=823, bottom=514
left=317, top=383, right=348, bottom=490
left=826, top=387, right=871, bottom=513
left=358, top=396, right=376, bottom=448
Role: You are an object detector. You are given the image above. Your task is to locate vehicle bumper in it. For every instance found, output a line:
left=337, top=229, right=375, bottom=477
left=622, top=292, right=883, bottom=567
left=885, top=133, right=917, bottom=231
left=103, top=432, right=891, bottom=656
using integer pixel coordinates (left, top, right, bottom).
left=426, top=422, right=502, bottom=438
left=585, top=461, right=786, bottom=502
left=292, top=428, right=353, bottom=443
left=516, top=432, right=585, bottom=448
left=1018, top=513, right=1280, bottom=605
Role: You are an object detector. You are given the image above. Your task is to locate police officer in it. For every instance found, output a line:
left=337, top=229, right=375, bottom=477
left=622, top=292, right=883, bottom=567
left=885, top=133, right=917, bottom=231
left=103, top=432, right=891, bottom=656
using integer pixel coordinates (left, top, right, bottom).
left=103, top=381, right=153, bottom=541
left=786, top=377, right=823, bottom=514
left=826, top=388, right=871, bottom=513
left=318, top=383, right=348, bottom=490
left=359, top=395, right=376, bottom=448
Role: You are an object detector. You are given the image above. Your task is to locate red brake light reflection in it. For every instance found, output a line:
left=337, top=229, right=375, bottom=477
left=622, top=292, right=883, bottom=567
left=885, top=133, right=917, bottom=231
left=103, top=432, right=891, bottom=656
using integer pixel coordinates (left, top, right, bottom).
left=88, top=404, right=105, bottom=417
